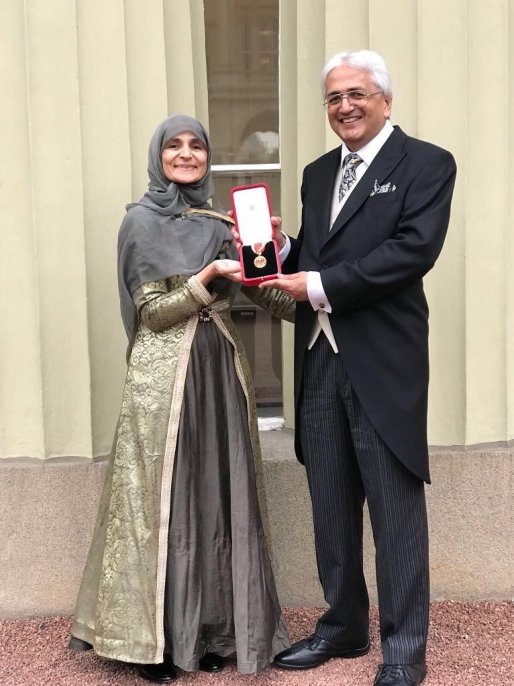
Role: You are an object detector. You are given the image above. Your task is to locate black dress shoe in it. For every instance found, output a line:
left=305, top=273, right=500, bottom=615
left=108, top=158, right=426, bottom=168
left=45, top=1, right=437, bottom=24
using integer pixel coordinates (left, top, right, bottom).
left=199, top=652, right=224, bottom=672
left=68, top=636, right=93, bottom=651
left=373, top=663, right=427, bottom=686
left=273, top=634, right=370, bottom=670
left=136, top=656, right=176, bottom=682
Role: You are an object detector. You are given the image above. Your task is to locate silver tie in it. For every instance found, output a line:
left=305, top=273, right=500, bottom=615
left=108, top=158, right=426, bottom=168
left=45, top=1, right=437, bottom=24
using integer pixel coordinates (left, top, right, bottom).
left=338, top=153, right=363, bottom=202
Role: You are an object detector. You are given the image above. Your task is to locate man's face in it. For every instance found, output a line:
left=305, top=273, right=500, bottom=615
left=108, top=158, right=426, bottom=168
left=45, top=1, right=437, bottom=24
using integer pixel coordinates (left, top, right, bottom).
left=324, top=64, right=392, bottom=151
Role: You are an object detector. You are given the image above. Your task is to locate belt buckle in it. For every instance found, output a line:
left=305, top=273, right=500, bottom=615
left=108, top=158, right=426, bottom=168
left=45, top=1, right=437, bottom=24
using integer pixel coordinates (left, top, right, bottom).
left=198, top=306, right=213, bottom=322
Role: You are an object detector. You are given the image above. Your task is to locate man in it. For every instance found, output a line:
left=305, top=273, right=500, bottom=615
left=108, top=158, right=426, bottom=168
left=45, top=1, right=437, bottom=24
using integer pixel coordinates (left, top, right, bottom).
left=265, top=50, right=456, bottom=686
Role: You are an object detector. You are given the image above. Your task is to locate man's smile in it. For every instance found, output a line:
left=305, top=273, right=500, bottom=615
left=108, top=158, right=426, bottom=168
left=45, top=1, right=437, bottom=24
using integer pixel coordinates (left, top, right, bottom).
left=338, top=115, right=362, bottom=124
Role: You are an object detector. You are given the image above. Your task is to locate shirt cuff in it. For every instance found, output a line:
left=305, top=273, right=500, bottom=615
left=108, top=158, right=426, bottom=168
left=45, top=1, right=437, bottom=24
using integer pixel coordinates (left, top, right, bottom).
left=307, top=272, right=332, bottom=313
left=278, top=234, right=291, bottom=263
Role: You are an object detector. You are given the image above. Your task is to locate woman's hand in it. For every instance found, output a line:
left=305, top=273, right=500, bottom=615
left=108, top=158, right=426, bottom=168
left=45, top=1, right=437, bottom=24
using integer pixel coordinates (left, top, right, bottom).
left=213, top=258, right=242, bottom=282
left=231, top=225, right=242, bottom=248
left=197, top=259, right=242, bottom=286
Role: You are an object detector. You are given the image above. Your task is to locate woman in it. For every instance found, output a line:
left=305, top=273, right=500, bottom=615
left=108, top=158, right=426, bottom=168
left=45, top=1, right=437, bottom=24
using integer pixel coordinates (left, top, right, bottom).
left=69, top=114, right=294, bottom=682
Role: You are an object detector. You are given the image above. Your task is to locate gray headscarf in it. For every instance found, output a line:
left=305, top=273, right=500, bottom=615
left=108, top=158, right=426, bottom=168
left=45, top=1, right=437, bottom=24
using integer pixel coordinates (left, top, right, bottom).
left=135, top=114, right=214, bottom=215
left=117, top=114, right=238, bottom=351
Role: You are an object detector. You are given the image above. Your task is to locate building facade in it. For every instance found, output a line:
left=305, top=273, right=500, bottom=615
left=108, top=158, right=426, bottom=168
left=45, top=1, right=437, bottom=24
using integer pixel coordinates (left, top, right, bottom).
left=1, top=0, right=513, bottom=616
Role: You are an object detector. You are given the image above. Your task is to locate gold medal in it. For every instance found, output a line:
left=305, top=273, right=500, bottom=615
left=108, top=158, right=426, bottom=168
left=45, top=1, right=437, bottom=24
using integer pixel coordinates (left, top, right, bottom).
left=252, top=242, right=267, bottom=269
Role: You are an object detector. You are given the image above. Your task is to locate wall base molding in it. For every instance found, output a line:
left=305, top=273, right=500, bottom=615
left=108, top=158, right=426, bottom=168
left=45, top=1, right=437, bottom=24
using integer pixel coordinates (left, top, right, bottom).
left=1, top=431, right=512, bottom=618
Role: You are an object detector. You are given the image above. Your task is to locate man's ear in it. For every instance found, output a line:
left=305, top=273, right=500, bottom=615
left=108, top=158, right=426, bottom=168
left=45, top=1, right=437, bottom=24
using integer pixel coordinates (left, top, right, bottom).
left=383, top=95, right=393, bottom=120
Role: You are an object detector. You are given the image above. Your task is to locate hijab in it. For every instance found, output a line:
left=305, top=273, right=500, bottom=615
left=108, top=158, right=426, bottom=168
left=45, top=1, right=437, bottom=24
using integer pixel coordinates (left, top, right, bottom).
left=135, top=114, right=214, bottom=215
left=117, top=114, right=238, bottom=352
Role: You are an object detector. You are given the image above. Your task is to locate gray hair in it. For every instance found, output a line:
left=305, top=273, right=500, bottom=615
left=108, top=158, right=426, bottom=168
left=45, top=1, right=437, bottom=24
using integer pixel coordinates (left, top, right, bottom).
left=321, top=50, right=392, bottom=98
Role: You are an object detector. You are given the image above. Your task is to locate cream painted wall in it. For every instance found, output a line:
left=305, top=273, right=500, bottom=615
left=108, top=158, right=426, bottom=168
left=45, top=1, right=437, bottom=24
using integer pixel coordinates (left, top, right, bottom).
left=0, top=0, right=209, bottom=459
left=0, top=0, right=512, bottom=459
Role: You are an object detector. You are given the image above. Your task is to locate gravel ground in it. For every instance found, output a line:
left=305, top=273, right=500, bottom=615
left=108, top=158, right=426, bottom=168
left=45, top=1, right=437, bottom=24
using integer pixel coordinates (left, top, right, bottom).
left=0, top=603, right=513, bottom=686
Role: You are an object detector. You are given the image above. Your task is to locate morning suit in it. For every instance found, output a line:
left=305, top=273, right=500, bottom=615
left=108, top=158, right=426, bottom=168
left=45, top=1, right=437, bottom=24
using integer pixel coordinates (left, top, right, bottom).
left=284, top=125, right=456, bottom=663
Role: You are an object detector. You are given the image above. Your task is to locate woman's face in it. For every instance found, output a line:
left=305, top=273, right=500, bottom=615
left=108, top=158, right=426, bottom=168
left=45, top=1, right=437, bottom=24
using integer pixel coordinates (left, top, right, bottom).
left=161, top=132, right=208, bottom=184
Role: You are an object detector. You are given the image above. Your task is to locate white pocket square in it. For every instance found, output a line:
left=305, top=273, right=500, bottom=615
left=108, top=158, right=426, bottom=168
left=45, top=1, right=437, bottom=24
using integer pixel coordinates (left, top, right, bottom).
left=370, top=180, right=397, bottom=196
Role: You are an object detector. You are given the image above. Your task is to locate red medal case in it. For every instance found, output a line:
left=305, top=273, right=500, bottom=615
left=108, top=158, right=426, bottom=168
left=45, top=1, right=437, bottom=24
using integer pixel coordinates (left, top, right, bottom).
left=230, top=183, right=281, bottom=286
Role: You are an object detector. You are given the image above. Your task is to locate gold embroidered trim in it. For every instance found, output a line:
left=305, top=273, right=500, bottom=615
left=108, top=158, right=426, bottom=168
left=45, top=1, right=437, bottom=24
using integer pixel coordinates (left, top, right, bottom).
left=185, top=208, right=235, bottom=225
left=154, top=316, right=199, bottom=662
left=186, top=275, right=214, bottom=306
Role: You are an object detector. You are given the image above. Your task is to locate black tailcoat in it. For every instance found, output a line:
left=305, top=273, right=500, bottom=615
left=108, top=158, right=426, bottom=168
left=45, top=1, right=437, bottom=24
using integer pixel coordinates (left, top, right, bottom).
left=285, top=126, right=457, bottom=482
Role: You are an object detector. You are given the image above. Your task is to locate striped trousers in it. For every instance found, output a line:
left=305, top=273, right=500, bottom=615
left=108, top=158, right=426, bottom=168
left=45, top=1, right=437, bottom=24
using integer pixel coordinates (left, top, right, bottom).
left=299, top=336, right=429, bottom=664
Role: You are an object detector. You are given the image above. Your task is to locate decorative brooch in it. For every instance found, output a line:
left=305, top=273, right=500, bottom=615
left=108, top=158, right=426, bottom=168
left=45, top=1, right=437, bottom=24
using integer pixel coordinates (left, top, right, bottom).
left=198, top=306, right=213, bottom=322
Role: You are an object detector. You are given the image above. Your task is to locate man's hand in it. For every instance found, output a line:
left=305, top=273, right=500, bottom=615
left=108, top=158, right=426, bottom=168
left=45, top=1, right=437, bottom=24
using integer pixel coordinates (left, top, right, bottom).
left=270, top=216, right=286, bottom=250
left=260, top=272, right=309, bottom=301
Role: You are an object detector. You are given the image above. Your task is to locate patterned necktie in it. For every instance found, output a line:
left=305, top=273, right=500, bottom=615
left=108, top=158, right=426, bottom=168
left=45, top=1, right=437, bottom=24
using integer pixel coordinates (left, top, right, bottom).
left=338, top=153, right=363, bottom=202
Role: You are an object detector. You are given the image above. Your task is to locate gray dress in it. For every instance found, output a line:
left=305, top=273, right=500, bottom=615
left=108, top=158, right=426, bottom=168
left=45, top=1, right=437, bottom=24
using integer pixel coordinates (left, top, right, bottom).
left=165, top=320, right=288, bottom=672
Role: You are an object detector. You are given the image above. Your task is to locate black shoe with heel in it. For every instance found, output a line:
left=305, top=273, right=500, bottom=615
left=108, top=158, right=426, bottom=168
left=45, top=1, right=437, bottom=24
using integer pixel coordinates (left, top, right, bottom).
left=136, top=656, right=176, bottom=682
left=199, top=653, right=225, bottom=672
left=68, top=636, right=93, bottom=652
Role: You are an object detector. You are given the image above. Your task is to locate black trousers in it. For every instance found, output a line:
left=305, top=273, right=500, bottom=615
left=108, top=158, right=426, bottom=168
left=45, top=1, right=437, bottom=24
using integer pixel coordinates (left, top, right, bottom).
left=299, top=336, right=429, bottom=664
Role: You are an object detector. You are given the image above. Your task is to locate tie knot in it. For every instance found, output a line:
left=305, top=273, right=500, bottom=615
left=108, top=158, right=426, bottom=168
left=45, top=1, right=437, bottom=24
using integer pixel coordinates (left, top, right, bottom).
left=343, top=153, right=362, bottom=169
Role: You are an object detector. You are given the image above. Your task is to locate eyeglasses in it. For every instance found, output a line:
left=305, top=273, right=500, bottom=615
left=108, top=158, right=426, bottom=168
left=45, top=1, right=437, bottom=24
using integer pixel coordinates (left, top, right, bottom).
left=323, top=90, right=382, bottom=109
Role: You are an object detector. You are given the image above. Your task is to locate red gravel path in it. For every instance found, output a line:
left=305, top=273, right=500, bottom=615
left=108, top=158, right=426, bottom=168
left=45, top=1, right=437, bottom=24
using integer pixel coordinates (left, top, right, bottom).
left=0, top=603, right=512, bottom=686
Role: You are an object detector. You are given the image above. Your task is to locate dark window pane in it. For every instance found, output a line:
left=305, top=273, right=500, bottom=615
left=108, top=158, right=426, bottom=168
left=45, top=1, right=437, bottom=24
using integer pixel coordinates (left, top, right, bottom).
left=204, top=0, right=279, bottom=165
left=204, top=0, right=282, bottom=411
left=232, top=304, right=283, bottom=406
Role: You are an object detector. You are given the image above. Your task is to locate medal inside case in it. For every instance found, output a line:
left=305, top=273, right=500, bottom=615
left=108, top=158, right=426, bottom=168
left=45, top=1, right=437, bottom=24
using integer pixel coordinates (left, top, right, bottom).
left=231, top=183, right=281, bottom=285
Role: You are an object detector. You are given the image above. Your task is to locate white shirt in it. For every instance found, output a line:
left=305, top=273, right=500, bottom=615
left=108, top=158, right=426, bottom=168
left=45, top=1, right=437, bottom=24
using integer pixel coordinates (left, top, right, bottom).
left=306, top=120, right=395, bottom=352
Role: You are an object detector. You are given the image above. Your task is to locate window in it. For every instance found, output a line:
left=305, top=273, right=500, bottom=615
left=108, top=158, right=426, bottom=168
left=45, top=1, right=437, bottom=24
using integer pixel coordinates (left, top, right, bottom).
left=204, top=0, right=282, bottom=410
